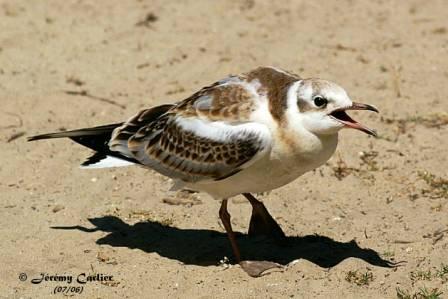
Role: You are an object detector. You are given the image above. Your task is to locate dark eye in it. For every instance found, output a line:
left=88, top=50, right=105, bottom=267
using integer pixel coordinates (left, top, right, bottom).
left=313, top=96, right=327, bottom=108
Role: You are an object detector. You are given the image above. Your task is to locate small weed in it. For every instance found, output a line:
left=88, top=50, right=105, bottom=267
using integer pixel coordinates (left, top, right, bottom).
left=435, top=263, right=448, bottom=282
left=129, top=210, right=153, bottom=220
left=396, top=287, right=412, bottom=299
left=345, top=270, right=374, bottom=286
left=379, top=113, right=448, bottom=141
left=418, top=287, right=443, bottom=299
left=159, top=217, right=174, bottom=227
left=128, top=210, right=174, bottom=226
left=418, top=171, right=448, bottom=199
left=359, top=151, right=379, bottom=171
left=382, top=250, right=395, bottom=258
left=380, top=117, right=409, bottom=140
left=407, top=113, right=448, bottom=129
left=409, top=264, right=448, bottom=284
left=329, top=157, right=358, bottom=180
left=436, top=263, right=448, bottom=276
left=410, top=270, right=432, bottom=282
left=396, top=287, right=443, bottom=299
left=328, top=152, right=386, bottom=181
left=383, top=113, right=448, bottom=130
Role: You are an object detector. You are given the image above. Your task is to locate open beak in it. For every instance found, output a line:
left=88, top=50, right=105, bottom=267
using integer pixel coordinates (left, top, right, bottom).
left=329, top=102, right=379, bottom=137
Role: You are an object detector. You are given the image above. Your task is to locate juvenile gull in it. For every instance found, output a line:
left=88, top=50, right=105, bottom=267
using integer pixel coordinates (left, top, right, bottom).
left=29, top=66, right=378, bottom=276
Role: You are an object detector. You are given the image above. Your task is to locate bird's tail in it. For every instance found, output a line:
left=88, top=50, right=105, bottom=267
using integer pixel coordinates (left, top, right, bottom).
left=28, top=104, right=175, bottom=168
left=28, top=123, right=122, bottom=151
left=28, top=123, right=139, bottom=168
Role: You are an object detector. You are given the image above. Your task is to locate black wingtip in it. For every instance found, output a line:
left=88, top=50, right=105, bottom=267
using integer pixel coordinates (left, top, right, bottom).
left=27, top=134, right=48, bottom=142
left=27, top=133, right=62, bottom=142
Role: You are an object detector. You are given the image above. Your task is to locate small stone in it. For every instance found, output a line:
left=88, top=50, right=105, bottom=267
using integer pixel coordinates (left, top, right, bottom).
left=52, top=205, right=64, bottom=213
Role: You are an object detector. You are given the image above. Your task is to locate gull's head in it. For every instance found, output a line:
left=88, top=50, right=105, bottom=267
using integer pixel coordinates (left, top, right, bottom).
left=286, top=78, right=379, bottom=136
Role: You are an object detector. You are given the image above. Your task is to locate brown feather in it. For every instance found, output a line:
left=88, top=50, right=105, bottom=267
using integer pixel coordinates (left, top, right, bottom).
left=245, top=67, right=300, bottom=121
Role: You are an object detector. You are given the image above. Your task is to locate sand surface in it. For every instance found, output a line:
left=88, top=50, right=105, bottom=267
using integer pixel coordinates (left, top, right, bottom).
left=1, top=0, right=447, bottom=298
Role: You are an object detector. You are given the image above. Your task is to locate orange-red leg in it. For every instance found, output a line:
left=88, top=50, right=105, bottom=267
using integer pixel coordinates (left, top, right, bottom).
left=219, top=197, right=284, bottom=277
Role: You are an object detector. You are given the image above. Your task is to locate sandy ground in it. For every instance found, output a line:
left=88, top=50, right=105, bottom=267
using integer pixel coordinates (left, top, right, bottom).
left=1, top=0, right=447, bottom=298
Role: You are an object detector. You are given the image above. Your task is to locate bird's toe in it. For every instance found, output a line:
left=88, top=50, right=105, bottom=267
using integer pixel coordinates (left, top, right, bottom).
left=239, top=260, right=284, bottom=277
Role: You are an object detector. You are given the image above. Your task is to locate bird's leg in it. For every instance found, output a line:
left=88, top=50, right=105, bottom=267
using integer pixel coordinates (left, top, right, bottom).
left=243, top=193, right=286, bottom=241
left=219, top=199, right=241, bottom=262
left=219, top=198, right=283, bottom=277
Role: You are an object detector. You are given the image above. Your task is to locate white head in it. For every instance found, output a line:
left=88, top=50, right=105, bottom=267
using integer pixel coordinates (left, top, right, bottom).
left=286, top=79, right=378, bottom=136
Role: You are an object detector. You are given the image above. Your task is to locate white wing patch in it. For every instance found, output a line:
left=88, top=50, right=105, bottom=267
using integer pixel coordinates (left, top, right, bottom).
left=174, top=116, right=270, bottom=145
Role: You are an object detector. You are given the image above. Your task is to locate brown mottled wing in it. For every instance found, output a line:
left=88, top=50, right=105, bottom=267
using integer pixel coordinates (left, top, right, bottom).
left=109, top=104, right=174, bottom=157
left=170, top=75, right=257, bottom=121
left=109, top=77, right=271, bottom=182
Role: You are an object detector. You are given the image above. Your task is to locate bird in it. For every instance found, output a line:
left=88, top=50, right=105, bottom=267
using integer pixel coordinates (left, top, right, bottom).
left=29, top=66, right=379, bottom=277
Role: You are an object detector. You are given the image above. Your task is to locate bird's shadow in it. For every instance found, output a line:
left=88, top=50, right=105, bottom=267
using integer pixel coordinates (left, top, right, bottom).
left=52, top=216, right=397, bottom=268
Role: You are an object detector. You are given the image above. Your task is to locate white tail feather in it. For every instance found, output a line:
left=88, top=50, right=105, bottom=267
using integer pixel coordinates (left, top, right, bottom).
left=80, top=156, right=135, bottom=169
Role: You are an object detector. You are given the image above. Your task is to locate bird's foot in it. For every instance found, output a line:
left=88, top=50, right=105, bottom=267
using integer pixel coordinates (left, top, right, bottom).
left=239, top=260, right=284, bottom=277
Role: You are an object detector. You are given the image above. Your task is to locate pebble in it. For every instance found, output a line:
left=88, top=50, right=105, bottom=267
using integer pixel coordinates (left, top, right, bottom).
left=52, top=205, right=64, bottom=213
